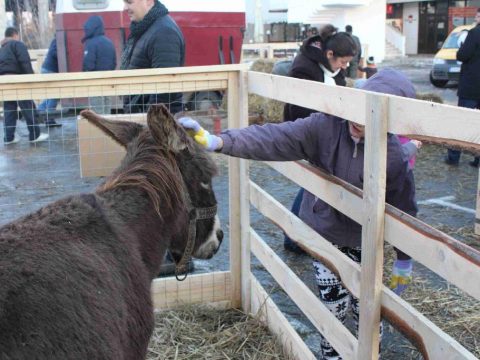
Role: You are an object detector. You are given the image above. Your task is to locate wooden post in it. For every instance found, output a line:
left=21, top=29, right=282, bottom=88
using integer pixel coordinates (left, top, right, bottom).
left=476, top=168, right=480, bottom=235
left=357, top=94, right=389, bottom=360
left=238, top=70, right=251, bottom=313
left=228, top=70, right=251, bottom=309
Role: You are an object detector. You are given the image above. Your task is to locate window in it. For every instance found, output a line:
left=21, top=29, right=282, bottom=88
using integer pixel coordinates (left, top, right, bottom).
left=73, top=0, right=109, bottom=10
left=467, top=0, right=480, bottom=6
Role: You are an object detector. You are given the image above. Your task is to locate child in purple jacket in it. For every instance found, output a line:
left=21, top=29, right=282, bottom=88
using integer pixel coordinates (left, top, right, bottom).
left=180, top=69, right=418, bottom=360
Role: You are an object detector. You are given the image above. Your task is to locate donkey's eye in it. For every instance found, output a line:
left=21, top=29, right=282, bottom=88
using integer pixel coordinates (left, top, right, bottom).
left=200, top=182, right=210, bottom=190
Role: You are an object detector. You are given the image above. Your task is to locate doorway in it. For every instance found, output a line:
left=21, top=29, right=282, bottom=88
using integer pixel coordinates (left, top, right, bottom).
left=418, top=0, right=449, bottom=53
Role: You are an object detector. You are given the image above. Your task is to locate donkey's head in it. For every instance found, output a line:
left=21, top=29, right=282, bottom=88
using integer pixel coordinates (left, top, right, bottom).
left=80, top=105, right=222, bottom=269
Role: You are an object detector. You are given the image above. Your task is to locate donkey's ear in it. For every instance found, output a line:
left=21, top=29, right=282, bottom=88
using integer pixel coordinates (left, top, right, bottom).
left=80, top=110, right=143, bottom=148
left=147, top=104, right=190, bottom=153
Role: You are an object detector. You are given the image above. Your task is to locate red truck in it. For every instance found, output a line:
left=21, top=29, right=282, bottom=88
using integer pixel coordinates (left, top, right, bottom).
left=55, top=0, right=246, bottom=110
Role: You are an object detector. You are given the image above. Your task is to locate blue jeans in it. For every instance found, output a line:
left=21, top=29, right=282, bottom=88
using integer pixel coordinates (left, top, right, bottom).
left=447, top=98, right=480, bottom=164
left=37, top=67, right=59, bottom=113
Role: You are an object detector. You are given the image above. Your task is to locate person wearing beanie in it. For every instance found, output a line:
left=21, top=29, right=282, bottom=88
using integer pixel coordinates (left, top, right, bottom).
left=121, top=0, right=185, bottom=114
left=358, top=55, right=378, bottom=79
left=179, top=68, right=419, bottom=360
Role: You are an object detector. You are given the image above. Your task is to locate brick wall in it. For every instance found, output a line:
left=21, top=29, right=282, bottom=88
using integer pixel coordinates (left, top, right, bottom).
left=448, top=6, right=478, bottom=32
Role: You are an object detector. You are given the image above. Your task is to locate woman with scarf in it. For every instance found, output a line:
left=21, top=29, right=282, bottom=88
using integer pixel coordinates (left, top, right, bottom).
left=283, top=25, right=357, bottom=254
left=121, top=0, right=185, bottom=114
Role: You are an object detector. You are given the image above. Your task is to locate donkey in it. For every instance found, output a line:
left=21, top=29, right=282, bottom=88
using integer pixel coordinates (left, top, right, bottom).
left=0, top=104, right=223, bottom=360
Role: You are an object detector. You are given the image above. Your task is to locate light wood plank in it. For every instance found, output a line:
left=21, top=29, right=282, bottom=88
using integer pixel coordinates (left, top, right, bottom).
left=476, top=167, right=480, bottom=235
left=247, top=72, right=480, bottom=149
left=227, top=72, right=242, bottom=309
left=249, top=181, right=477, bottom=359
left=238, top=70, right=252, bottom=314
left=151, top=271, right=231, bottom=310
left=250, top=229, right=358, bottom=359
left=248, top=71, right=367, bottom=126
left=0, top=64, right=246, bottom=85
left=250, top=276, right=317, bottom=360
left=357, top=94, right=389, bottom=360
left=384, top=207, right=480, bottom=301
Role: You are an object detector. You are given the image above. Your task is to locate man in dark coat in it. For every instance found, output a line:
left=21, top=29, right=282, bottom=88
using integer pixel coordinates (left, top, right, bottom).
left=445, top=9, right=480, bottom=167
left=0, top=27, right=49, bottom=144
left=82, top=15, right=117, bottom=114
left=121, top=0, right=185, bottom=114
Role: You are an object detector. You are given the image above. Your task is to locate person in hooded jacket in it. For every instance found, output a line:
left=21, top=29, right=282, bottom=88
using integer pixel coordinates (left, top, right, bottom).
left=179, top=69, right=418, bottom=360
left=121, top=0, right=185, bottom=114
left=82, top=15, right=117, bottom=114
left=283, top=24, right=357, bottom=254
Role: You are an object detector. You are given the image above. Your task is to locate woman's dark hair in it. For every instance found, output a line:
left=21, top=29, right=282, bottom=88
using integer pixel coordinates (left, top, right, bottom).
left=319, top=24, right=357, bottom=58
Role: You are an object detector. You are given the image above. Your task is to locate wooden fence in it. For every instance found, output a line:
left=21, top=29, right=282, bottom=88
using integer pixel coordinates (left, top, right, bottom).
left=1, top=65, right=479, bottom=359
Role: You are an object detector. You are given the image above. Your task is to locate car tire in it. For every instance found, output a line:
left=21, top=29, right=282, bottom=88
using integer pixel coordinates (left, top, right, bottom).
left=429, top=72, right=448, bottom=88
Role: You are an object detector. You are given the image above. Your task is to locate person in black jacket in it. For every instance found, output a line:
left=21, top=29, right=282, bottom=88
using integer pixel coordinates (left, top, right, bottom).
left=445, top=9, right=480, bottom=167
left=37, top=38, right=62, bottom=127
left=121, top=0, right=185, bottom=114
left=0, top=27, right=49, bottom=144
left=82, top=15, right=117, bottom=114
left=283, top=24, right=357, bottom=253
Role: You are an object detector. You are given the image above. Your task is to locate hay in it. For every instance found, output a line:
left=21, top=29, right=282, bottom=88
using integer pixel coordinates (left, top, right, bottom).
left=147, top=305, right=291, bottom=360
left=384, top=246, right=480, bottom=358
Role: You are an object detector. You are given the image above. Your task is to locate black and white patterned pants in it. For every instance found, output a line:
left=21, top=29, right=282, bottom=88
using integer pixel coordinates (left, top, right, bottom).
left=313, top=246, right=383, bottom=360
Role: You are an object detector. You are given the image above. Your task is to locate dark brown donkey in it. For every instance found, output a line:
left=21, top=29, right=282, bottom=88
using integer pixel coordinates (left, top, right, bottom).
left=0, top=105, right=223, bottom=360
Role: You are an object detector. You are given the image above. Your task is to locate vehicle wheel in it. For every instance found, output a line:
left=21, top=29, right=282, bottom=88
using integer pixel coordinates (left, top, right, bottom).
left=429, top=73, right=448, bottom=88
left=189, top=91, right=223, bottom=111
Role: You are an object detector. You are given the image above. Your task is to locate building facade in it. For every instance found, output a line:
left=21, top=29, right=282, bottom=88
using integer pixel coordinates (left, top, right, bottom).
left=387, top=0, right=480, bottom=54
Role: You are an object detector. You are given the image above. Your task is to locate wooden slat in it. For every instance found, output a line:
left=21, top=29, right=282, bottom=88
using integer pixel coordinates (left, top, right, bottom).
left=227, top=72, right=242, bottom=309
left=265, top=160, right=480, bottom=301
left=0, top=64, right=246, bottom=85
left=384, top=207, right=480, bottom=301
left=265, top=161, right=363, bottom=223
left=357, top=94, right=389, bottom=360
left=250, top=276, right=317, bottom=360
left=249, top=181, right=477, bottom=359
left=247, top=72, right=480, bottom=148
left=248, top=71, right=366, bottom=125
left=238, top=70, right=252, bottom=314
left=151, top=271, right=231, bottom=310
left=250, top=229, right=358, bottom=359
left=476, top=167, right=480, bottom=235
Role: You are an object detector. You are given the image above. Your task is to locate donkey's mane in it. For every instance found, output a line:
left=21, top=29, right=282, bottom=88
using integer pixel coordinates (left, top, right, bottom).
left=97, top=132, right=184, bottom=218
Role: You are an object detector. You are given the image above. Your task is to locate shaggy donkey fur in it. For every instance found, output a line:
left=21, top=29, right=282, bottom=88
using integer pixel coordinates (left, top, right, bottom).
left=0, top=105, right=221, bottom=360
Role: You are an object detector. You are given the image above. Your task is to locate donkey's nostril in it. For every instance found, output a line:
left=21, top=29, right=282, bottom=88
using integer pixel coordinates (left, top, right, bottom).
left=216, top=229, right=224, bottom=242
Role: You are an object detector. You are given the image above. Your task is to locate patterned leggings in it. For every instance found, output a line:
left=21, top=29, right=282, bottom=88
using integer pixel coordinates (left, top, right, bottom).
left=313, top=246, right=383, bottom=360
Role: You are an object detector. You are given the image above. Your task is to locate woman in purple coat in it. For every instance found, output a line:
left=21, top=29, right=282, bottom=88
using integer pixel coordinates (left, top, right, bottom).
left=180, top=69, right=418, bottom=360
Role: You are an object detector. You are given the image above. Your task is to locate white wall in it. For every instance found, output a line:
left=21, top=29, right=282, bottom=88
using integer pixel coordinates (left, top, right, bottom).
left=403, top=2, right=419, bottom=55
left=321, top=1, right=387, bottom=62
